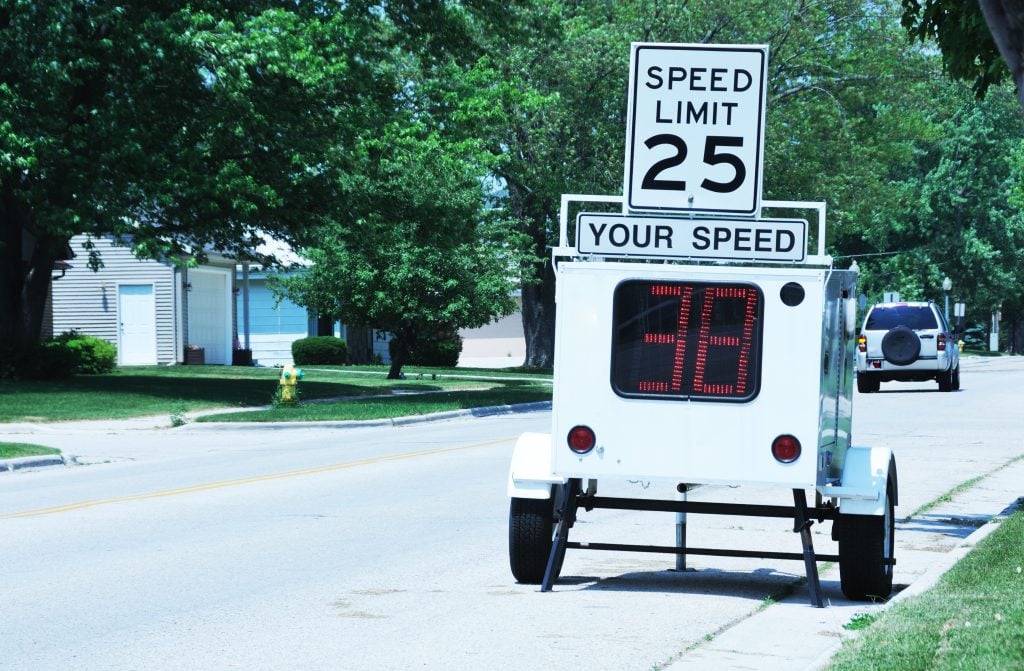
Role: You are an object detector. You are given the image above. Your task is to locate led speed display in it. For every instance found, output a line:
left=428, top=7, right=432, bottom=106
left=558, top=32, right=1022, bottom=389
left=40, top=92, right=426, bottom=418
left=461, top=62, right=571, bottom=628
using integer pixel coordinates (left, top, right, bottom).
left=611, top=280, right=763, bottom=401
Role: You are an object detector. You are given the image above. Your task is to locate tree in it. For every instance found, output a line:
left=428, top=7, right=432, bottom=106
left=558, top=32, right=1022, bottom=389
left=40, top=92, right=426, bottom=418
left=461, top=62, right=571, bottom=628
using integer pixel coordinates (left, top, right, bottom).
left=459, top=0, right=946, bottom=366
left=272, top=124, right=522, bottom=379
left=0, top=0, right=504, bottom=363
left=901, top=0, right=1024, bottom=350
left=901, top=0, right=1023, bottom=108
left=0, top=3, right=365, bottom=355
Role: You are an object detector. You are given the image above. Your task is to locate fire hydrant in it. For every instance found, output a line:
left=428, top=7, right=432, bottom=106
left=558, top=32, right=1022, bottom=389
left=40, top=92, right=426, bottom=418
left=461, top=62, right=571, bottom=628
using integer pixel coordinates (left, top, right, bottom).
left=279, top=363, right=303, bottom=405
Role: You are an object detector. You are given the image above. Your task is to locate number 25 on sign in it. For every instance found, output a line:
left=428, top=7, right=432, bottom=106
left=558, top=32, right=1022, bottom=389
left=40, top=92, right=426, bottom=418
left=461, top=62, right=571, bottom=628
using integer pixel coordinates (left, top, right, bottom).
left=625, top=43, right=768, bottom=216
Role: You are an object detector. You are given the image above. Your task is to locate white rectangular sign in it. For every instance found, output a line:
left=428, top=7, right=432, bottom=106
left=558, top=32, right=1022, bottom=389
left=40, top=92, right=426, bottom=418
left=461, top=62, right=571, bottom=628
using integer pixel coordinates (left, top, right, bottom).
left=624, top=43, right=768, bottom=215
left=576, top=213, right=806, bottom=262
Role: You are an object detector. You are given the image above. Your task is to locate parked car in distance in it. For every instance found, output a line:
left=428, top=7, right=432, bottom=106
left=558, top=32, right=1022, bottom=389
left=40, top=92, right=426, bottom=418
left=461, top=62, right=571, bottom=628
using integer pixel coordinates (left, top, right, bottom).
left=856, top=301, right=960, bottom=393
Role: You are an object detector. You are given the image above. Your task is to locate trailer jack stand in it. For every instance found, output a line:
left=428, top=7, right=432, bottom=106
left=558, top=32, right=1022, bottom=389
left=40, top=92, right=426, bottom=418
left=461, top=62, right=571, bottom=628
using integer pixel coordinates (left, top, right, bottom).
left=540, top=482, right=836, bottom=607
left=541, top=479, right=580, bottom=592
left=792, top=489, right=824, bottom=608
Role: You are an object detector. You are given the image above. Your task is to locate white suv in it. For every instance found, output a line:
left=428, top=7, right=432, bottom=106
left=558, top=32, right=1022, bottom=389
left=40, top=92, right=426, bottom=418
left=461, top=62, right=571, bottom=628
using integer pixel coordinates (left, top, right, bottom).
left=856, top=301, right=960, bottom=393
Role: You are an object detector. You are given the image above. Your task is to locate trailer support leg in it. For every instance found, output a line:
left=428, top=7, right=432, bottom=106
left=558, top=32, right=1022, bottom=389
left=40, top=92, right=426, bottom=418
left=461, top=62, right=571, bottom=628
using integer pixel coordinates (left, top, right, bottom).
left=793, top=488, right=824, bottom=608
left=673, top=483, right=689, bottom=571
left=541, top=478, right=581, bottom=592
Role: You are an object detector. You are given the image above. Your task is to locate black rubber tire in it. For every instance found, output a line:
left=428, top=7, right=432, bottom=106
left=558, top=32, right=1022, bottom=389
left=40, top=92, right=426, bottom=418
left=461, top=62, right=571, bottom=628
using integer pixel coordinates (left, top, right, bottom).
left=857, top=375, right=880, bottom=393
left=952, top=364, right=961, bottom=391
left=837, top=480, right=895, bottom=601
left=881, top=326, right=920, bottom=365
left=509, top=492, right=555, bottom=584
left=938, top=365, right=955, bottom=392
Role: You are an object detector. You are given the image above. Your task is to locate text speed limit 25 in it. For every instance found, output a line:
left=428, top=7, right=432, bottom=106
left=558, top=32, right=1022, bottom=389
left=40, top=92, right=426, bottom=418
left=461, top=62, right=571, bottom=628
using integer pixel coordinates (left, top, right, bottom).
left=625, top=43, right=768, bottom=215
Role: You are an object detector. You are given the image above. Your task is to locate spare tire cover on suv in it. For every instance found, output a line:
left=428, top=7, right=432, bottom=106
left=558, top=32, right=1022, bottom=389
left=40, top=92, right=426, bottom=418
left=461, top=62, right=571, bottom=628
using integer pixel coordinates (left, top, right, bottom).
left=881, top=326, right=920, bottom=365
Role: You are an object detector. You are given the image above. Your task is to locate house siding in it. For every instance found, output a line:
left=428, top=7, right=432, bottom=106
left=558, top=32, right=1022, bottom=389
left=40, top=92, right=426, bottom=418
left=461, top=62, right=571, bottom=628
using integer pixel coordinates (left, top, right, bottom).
left=53, top=236, right=178, bottom=365
left=235, top=275, right=311, bottom=366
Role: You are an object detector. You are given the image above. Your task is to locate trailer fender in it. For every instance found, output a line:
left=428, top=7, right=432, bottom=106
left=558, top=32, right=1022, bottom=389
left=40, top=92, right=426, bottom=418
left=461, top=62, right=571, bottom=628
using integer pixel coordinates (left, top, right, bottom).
left=507, top=432, right=565, bottom=499
left=834, top=446, right=897, bottom=516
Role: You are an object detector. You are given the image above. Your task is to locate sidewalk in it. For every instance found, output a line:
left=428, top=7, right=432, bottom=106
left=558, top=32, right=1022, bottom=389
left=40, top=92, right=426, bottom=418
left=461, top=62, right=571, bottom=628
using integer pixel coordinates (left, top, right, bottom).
left=664, top=453, right=1024, bottom=670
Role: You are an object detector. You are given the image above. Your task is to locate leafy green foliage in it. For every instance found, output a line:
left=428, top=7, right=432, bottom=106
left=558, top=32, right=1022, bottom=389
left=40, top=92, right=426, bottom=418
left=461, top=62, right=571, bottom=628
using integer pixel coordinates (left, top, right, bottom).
left=0, top=330, right=116, bottom=379
left=292, top=336, right=349, bottom=366
left=11, top=341, right=80, bottom=380
left=0, top=0, right=516, bottom=362
left=274, top=120, right=521, bottom=378
left=394, top=329, right=463, bottom=368
left=56, top=330, right=117, bottom=374
left=900, top=0, right=1008, bottom=98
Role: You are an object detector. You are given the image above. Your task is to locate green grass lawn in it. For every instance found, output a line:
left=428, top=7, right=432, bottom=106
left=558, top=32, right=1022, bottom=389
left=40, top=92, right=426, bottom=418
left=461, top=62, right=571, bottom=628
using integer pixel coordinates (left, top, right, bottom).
left=199, top=385, right=552, bottom=422
left=0, top=443, right=62, bottom=459
left=0, top=365, right=552, bottom=423
left=827, top=510, right=1024, bottom=671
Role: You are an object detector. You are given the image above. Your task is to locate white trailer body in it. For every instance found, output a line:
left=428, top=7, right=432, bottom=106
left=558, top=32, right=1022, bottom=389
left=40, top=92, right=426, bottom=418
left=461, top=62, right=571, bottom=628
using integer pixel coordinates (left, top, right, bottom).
left=550, top=261, right=856, bottom=489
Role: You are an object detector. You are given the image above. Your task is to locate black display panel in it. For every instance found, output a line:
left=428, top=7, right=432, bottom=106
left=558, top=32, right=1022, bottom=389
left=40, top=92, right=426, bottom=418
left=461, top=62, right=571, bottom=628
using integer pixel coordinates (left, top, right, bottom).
left=611, top=280, right=763, bottom=401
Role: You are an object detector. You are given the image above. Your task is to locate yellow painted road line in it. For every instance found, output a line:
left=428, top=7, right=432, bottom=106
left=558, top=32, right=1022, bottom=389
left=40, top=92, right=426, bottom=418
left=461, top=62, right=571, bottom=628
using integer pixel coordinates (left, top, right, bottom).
left=1, top=437, right=514, bottom=520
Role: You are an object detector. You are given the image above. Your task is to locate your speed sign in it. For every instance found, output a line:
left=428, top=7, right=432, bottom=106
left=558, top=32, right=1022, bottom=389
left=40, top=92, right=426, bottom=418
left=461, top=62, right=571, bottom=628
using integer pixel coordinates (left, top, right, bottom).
left=625, top=43, right=767, bottom=215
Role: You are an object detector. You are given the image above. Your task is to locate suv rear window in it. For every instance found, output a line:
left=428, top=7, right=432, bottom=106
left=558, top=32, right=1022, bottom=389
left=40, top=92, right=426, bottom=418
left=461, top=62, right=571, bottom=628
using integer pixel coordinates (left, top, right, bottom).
left=865, top=305, right=937, bottom=330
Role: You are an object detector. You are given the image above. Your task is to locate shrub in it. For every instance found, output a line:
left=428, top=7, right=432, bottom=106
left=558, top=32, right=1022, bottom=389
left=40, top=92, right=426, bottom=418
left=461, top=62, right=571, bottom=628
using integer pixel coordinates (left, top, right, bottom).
left=292, top=336, right=348, bottom=365
left=56, top=331, right=117, bottom=374
left=399, top=329, right=463, bottom=367
left=17, top=341, right=80, bottom=379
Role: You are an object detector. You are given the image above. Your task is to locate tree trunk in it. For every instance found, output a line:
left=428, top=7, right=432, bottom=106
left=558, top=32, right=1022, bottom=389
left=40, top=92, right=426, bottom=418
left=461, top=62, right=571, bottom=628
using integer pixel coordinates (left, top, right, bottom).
left=506, top=174, right=558, bottom=370
left=978, top=0, right=1024, bottom=110
left=0, top=190, right=61, bottom=353
left=1007, top=318, right=1024, bottom=354
left=386, top=322, right=416, bottom=379
left=316, top=315, right=334, bottom=336
left=520, top=257, right=556, bottom=369
left=346, top=324, right=373, bottom=364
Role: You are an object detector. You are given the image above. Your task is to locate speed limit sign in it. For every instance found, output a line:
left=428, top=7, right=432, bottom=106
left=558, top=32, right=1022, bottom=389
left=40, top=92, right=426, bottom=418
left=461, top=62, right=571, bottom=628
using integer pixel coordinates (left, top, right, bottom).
left=624, top=43, right=768, bottom=215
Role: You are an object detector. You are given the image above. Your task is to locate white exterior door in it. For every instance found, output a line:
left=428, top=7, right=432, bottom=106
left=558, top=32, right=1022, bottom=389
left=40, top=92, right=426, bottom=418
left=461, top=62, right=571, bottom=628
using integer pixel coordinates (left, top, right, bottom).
left=118, top=284, right=157, bottom=365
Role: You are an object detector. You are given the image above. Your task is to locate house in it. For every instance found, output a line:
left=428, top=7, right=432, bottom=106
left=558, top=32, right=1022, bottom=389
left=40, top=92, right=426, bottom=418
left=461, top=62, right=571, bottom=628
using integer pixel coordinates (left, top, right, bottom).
left=234, top=266, right=314, bottom=367
left=52, top=235, right=238, bottom=365
left=50, top=234, right=395, bottom=367
left=457, top=293, right=526, bottom=368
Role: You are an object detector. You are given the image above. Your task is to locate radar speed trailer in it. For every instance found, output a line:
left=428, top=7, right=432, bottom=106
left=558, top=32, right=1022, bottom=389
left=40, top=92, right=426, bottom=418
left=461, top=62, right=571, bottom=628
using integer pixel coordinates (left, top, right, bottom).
left=506, top=43, right=896, bottom=607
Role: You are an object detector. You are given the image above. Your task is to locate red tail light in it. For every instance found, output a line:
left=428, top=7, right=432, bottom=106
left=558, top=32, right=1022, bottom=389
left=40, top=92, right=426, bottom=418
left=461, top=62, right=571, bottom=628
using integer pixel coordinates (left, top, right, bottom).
left=937, top=333, right=947, bottom=351
left=857, top=334, right=867, bottom=352
left=771, top=434, right=801, bottom=463
left=567, top=425, right=596, bottom=454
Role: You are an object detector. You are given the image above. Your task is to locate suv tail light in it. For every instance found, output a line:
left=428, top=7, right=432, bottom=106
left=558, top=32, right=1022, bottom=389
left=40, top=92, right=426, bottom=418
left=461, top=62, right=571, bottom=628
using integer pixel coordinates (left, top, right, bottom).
left=937, top=333, right=947, bottom=351
left=857, top=334, right=867, bottom=352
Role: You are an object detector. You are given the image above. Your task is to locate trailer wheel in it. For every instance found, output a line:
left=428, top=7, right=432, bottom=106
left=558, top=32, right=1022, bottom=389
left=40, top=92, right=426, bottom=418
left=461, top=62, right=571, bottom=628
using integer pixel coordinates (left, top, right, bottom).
left=509, top=490, right=555, bottom=584
left=837, top=479, right=895, bottom=601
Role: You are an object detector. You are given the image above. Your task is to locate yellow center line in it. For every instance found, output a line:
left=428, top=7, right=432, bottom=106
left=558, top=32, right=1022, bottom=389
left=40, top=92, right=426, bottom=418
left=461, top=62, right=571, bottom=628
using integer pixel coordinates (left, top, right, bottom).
left=2, top=436, right=514, bottom=520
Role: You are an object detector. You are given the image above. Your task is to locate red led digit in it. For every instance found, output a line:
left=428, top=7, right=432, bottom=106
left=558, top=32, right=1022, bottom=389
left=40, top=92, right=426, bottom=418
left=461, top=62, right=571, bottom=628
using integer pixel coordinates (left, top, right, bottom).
left=612, top=280, right=761, bottom=402
left=670, top=286, right=694, bottom=391
left=691, top=287, right=757, bottom=395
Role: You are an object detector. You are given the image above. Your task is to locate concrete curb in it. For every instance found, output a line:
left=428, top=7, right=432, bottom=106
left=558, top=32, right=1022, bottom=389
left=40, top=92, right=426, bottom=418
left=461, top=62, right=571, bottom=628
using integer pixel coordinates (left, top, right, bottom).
left=176, top=401, right=553, bottom=431
left=0, top=454, right=73, bottom=473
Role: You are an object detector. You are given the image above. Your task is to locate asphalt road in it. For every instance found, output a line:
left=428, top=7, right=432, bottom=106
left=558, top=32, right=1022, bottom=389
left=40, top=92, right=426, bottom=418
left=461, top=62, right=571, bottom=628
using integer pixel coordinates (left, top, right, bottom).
left=1, top=355, right=1022, bottom=670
